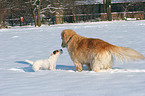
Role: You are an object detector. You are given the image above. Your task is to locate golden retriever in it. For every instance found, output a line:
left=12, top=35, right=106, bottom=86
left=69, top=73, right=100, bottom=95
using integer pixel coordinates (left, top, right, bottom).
left=61, top=29, right=145, bottom=72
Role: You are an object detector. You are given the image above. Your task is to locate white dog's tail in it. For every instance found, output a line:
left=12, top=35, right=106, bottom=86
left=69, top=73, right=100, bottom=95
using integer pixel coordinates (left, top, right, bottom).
left=110, top=46, right=145, bottom=63
left=25, top=60, right=34, bottom=65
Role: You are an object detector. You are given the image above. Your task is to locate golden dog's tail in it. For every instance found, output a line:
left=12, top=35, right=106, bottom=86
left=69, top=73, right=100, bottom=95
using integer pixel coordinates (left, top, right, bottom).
left=110, top=46, right=145, bottom=63
left=25, top=60, right=34, bottom=65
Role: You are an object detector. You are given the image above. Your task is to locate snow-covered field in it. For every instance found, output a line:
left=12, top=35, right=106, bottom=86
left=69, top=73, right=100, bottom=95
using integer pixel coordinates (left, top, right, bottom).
left=0, top=21, right=145, bottom=96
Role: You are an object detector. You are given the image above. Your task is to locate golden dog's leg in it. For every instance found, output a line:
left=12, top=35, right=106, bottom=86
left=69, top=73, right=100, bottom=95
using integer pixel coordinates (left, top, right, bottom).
left=86, top=64, right=91, bottom=70
left=91, top=61, right=101, bottom=72
left=32, top=65, right=40, bottom=72
left=92, top=67, right=100, bottom=72
left=104, top=65, right=113, bottom=70
left=104, top=57, right=113, bottom=70
left=74, top=62, right=83, bottom=72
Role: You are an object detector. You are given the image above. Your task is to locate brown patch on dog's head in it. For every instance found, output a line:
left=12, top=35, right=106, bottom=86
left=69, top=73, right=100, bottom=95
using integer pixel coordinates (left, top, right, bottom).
left=53, top=50, right=59, bottom=55
left=50, top=50, right=59, bottom=55
left=50, top=49, right=63, bottom=56
left=61, top=29, right=77, bottom=48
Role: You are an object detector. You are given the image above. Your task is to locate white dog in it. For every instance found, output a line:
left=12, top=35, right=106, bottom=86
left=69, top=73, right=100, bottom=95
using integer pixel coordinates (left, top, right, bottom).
left=25, top=49, right=63, bottom=72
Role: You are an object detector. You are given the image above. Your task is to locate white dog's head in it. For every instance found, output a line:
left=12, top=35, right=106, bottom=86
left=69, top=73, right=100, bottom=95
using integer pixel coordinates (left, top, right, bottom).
left=50, top=49, right=63, bottom=56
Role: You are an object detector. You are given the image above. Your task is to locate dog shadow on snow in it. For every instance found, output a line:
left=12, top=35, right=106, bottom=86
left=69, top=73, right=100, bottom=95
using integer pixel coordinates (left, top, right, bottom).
left=15, top=61, right=34, bottom=72
left=15, top=61, right=123, bottom=72
left=15, top=61, right=76, bottom=72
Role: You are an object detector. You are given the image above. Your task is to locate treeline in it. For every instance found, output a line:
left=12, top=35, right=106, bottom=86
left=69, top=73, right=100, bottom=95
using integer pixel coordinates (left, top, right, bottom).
left=0, top=0, right=145, bottom=28
left=0, top=0, right=81, bottom=28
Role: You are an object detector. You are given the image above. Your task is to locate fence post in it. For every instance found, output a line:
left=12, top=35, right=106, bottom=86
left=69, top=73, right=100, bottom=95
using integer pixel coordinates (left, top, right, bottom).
left=106, top=0, right=112, bottom=21
left=12, top=20, right=14, bottom=26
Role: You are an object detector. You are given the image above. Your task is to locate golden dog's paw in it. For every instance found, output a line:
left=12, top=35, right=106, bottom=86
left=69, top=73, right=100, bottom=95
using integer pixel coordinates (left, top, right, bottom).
left=92, top=68, right=100, bottom=72
left=76, top=67, right=83, bottom=72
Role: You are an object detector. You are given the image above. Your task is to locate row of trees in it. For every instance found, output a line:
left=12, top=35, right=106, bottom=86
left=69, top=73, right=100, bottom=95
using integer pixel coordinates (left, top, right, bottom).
left=0, top=0, right=82, bottom=28
left=0, top=0, right=144, bottom=28
left=0, top=0, right=31, bottom=28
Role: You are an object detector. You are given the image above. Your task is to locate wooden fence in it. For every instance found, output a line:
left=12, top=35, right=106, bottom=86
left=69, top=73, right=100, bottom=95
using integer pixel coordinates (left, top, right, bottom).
left=61, top=11, right=145, bottom=23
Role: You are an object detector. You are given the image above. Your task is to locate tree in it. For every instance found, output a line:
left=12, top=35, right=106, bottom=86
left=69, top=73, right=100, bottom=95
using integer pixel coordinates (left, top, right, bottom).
left=41, top=0, right=81, bottom=24
left=41, top=0, right=66, bottom=24
left=28, top=0, right=41, bottom=27
left=29, top=0, right=37, bottom=27
left=37, top=0, right=41, bottom=27
left=0, top=0, right=9, bottom=28
left=106, top=0, right=112, bottom=21
left=121, top=0, right=143, bottom=19
left=103, top=0, right=106, bottom=13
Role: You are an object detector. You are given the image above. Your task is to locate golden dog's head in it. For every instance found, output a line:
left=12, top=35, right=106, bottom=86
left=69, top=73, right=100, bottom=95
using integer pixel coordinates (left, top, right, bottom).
left=61, top=29, right=76, bottom=48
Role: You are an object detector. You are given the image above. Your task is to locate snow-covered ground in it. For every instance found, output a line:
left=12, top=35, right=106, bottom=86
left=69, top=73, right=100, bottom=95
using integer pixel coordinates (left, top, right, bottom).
left=0, top=21, right=145, bottom=96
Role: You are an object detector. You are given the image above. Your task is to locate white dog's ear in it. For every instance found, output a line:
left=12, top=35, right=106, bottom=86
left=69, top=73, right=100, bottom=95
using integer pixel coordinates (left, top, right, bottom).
left=50, top=53, right=53, bottom=55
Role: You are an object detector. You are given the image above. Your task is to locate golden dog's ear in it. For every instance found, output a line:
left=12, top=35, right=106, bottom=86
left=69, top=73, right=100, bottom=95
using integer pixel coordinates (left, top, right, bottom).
left=50, top=53, right=53, bottom=55
left=61, top=31, right=65, bottom=38
left=62, top=29, right=77, bottom=43
left=63, top=33, right=66, bottom=38
left=65, top=33, right=72, bottom=43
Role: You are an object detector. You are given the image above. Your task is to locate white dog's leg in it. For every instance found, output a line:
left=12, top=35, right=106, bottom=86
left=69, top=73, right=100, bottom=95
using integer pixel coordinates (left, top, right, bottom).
left=32, top=65, right=40, bottom=72
left=52, top=63, right=56, bottom=70
left=50, top=64, right=55, bottom=70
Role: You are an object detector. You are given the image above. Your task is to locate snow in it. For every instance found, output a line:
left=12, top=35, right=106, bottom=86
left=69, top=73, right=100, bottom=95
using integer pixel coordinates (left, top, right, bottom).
left=126, top=18, right=137, bottom=21
left=0, top=20, right=145, bottom=96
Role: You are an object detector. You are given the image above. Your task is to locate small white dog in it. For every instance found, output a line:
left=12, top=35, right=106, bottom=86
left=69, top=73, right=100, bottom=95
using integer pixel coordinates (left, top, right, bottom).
left=25, top=49, right=63, bottom=72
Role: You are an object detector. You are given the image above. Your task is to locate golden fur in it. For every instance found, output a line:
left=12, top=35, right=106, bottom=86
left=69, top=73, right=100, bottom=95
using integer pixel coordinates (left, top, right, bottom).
left=61, top=29, right=145, bottom=72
